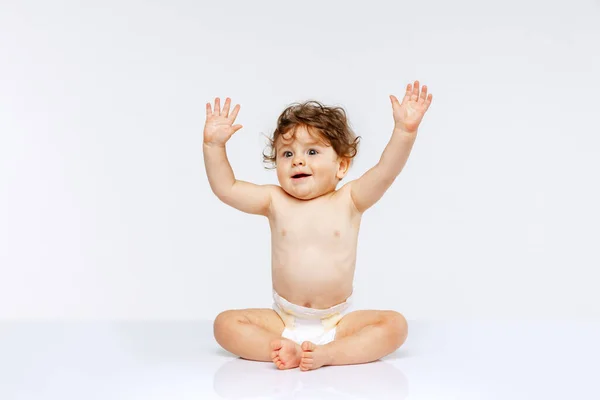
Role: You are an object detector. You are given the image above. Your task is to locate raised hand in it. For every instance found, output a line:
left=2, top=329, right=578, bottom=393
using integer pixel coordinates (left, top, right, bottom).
left=204, top=97, right=243, bottom=147
left=390, top=81, right=433, bottom=134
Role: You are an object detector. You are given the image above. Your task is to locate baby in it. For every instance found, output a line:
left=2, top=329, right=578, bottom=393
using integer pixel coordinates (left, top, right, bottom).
left=203, top=81, right=432, bottom=371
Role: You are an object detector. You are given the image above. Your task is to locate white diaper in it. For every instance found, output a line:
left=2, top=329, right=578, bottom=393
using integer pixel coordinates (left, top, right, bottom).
left=272, top=289, right=354, bottom=345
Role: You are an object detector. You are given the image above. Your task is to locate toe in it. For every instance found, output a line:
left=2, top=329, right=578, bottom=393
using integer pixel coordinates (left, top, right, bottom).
left=300, top=361, right=313, bottom=371
left=301, top=341, right=316, bottom=351
left=270, top=340, right=282, bottom=350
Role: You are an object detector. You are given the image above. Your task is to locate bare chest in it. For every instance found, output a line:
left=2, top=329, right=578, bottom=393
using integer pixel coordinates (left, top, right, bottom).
left=275, top=211, right=349, bottom=243
left=269, top=197, right=359, bottom=245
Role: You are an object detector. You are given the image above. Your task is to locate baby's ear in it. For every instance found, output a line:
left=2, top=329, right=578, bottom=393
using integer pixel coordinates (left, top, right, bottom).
left=336, top=157, right=350, bottom=180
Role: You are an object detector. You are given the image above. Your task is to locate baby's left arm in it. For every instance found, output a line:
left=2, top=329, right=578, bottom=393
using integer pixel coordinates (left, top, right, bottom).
left=350, top=81, right=432, bottom=213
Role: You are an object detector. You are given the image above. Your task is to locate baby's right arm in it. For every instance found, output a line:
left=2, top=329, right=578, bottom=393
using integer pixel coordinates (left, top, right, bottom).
left=203, top=97, right=273, bottom=216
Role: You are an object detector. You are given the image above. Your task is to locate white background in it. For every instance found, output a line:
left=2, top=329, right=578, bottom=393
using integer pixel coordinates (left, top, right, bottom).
left=1, top=0, right=598, bottom=321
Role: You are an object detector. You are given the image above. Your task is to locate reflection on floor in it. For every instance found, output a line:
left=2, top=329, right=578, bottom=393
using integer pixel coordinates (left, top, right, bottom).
left=0, top=320, right=598, bottom=399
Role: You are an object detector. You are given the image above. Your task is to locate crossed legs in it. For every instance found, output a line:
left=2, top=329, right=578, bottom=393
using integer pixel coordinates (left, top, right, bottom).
left=213, top=308, right=408, bottom=371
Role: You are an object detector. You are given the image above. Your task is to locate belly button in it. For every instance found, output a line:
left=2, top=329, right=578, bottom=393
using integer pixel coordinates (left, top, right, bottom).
left=281, top=229, right=287, bottom=236
left=334, top=230, right=340, bottom=237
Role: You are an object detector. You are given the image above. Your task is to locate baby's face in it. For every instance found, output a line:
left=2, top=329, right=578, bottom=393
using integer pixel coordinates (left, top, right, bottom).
left=275, top=126, right=348, bottom=200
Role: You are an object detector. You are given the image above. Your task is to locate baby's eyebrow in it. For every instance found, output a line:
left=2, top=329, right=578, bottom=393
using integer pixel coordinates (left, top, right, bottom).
left=276, top=140, right=323, bottom=152
left=302, top=140, right=323, bottom=146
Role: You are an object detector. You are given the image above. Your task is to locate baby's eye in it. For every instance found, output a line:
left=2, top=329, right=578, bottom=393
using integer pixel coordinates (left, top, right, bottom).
left=308, top=149, right=318, bottom=155
left=283, top=151, right=293, bottom=158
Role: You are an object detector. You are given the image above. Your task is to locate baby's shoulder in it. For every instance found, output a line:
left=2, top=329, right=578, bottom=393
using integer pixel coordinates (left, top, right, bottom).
left=334, top=182, right=360, bottom=212
left=267, top=184, right=286, bottom=198
left=335, top=181, right=353, bottom=198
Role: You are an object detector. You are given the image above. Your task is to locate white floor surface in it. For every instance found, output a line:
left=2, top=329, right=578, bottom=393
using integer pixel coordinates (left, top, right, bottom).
left=0, top=320, right=598, bottom=399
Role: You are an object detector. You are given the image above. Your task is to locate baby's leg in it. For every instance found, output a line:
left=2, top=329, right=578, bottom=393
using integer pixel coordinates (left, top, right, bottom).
left=213, top=308, right=302, bottom=368
left=300, top=310, right=407, bottom=370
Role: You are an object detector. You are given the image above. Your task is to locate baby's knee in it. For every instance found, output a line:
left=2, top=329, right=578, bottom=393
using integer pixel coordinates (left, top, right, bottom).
left=386, top=311, right=408, bottom=347
left=213, top=310, right=243, bottom=339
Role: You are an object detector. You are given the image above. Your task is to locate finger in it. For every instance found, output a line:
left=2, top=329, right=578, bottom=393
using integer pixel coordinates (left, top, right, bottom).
left=214, top=97, right=221, bottom=115
left=420, top=85, right=428, bottom=103
left=206, top=102, right=212, bottom=117
left=232, top=124, right=243, bottom=134
left=403, top=84, right=412, bottom=103
left=411, top=80, right=420, bottom=100
left=222, top=97, right=231, bottom=117
left=425, top=93, right=433, bottom=109
left=229, top=103, right=240, bottom=122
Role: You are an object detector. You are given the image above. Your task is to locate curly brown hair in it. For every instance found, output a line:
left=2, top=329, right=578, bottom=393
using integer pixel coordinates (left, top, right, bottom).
left=262, top=100, right=361, bottom=169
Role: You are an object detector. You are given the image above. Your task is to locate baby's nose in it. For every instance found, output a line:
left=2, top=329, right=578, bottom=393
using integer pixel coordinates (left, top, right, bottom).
left=292, top=157, right=305, bottom=166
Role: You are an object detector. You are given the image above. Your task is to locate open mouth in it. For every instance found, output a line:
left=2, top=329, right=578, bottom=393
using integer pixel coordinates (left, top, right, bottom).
left=292, top=173, right=312, bottom=179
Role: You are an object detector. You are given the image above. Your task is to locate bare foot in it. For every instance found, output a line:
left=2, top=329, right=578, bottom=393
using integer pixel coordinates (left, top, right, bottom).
left=270, top=339, right=302, bottom=370
left=300, top=341, right=331, bottom=371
